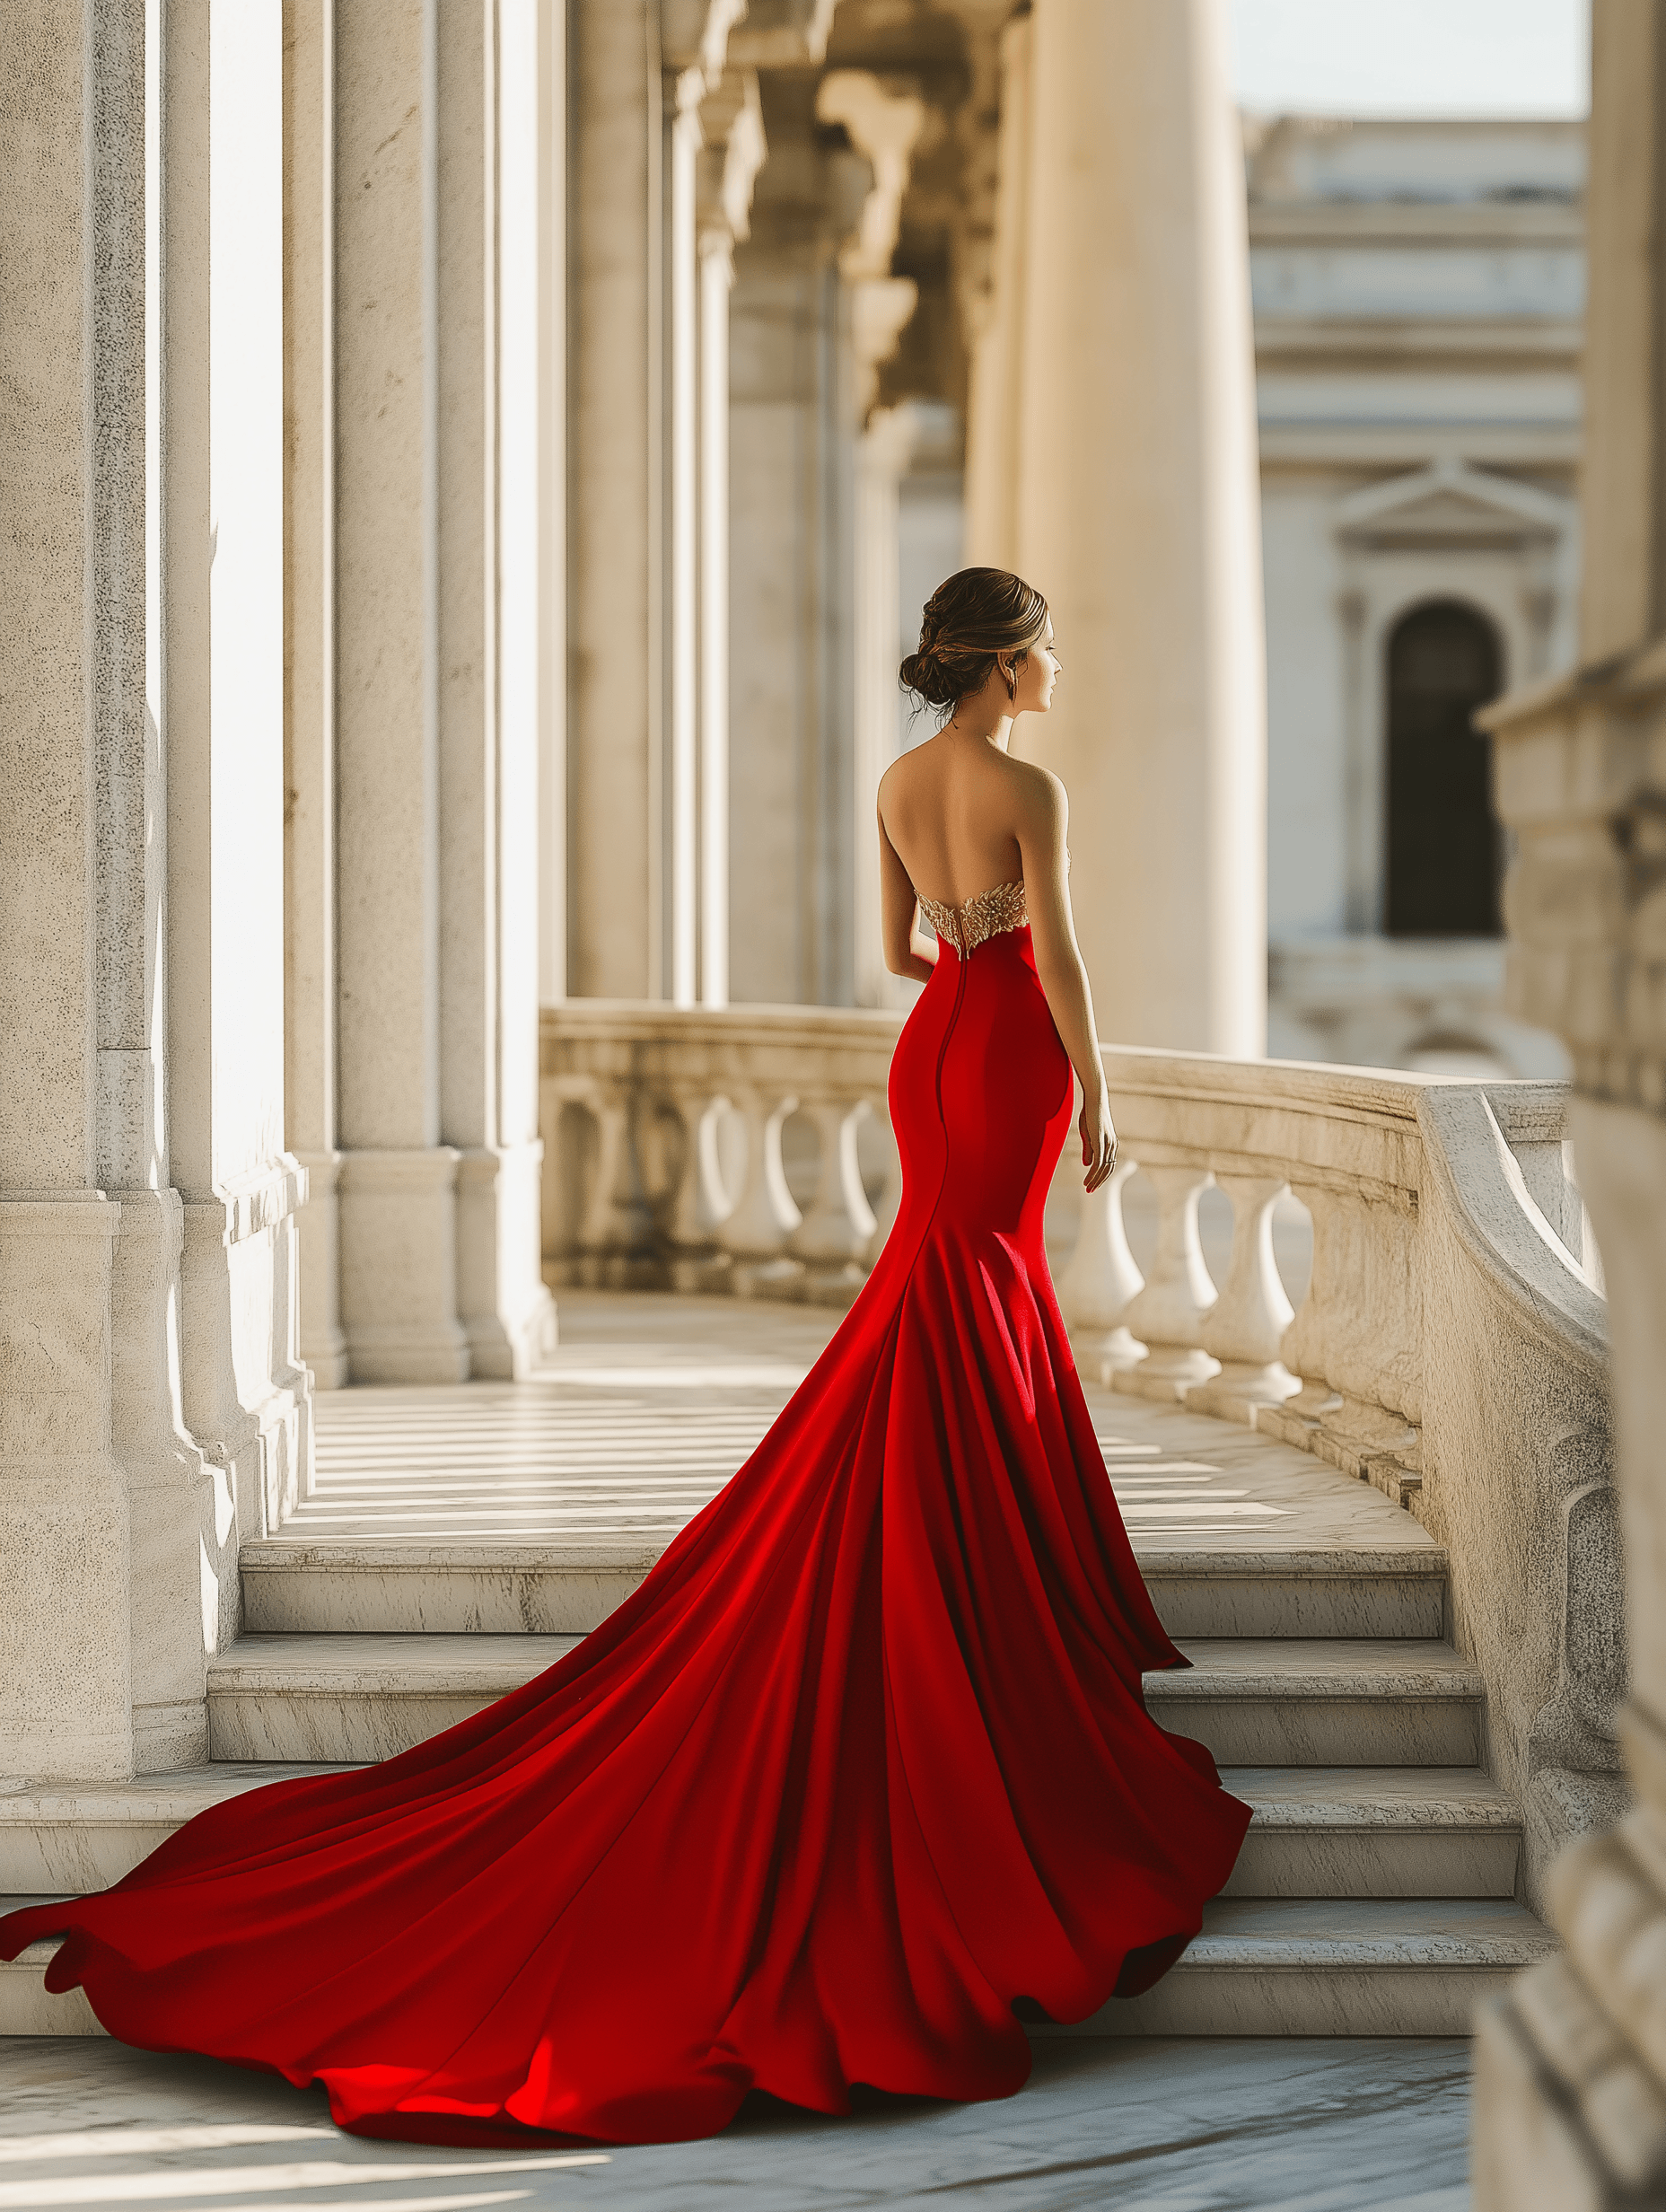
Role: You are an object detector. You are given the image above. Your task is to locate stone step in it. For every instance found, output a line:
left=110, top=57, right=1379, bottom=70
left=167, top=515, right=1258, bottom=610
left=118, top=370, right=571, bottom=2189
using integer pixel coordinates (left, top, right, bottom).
left=239, top=1540, right=1450, bottom=1642
left=0, top=1758, right=1517, bottom=1903
left=1216, top=1768, right=1520, bottom=1898
left=198, top=1633, right=1484, bottom=1769
left=1, top=1892, right=1555, bottom=2042
left=1147, top=1639, right=1484, bottom=1766
left=0, top=1768, right=348, bottom=1894
left=1046, top=1897, right=1558, bottom=2037
left=0, top=1905, right=100, bottom=2036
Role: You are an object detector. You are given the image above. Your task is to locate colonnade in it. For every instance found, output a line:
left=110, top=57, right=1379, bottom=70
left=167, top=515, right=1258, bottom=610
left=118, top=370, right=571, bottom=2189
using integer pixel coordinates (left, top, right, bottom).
left=285, top=0, right=558, bottom=1389
left=0, top=0, right=1269, bottom=1780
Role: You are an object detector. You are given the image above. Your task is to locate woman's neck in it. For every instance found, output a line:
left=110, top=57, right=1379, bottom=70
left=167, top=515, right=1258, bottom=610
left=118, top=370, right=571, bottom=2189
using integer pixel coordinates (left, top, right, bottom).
left=942, top=710, right=1013, bottom=750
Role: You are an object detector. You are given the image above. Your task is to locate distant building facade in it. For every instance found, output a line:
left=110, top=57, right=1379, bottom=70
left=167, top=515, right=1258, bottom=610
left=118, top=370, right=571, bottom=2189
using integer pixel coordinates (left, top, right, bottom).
left=1250, top=117, right=1585, bottom=1075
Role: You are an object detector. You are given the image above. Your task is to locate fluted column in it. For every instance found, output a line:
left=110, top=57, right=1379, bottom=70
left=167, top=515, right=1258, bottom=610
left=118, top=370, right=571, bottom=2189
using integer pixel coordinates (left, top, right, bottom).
left=727, top=75, right=870, bottom=1007
left=972, top=0, right=1267, bottom=1056
left=1472, top=4, right=1666, bottom=2203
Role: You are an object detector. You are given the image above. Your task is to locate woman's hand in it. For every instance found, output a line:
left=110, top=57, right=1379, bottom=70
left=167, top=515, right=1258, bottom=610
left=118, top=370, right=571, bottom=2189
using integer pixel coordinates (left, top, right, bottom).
left=1079, top=1084, right=1118, bottom=1194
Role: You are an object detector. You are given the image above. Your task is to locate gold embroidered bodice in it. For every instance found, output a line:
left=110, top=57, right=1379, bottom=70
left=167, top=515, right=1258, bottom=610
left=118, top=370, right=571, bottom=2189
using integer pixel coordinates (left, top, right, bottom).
left=915, top=879, right=1029, bottom=956
left=912, top=850, right=1065, bottom=957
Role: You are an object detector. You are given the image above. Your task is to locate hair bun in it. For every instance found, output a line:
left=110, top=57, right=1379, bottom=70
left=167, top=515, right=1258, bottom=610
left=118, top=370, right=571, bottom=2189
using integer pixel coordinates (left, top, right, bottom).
left=899, top=566, right=1050, bottom=721
left=899, top=647, right=960, bottom=709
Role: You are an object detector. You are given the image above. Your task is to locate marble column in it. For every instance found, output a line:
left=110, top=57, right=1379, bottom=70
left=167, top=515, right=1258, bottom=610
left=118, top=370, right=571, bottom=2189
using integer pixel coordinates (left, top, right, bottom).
left=695, top=68, right=767, bottom=1009
left=2, top=0, right=150, bottom=1781
left=568, top=0, right=663, bottom=999
left=971, top=0, right=1267, bottom=1057
left=328, top=0, right=554, bottom=1382
left=2, top=0, right=310, bottom=1780
left=852, top=405, right=918, bottom=1008
left=814, top=72, right=925, bottom=1016
left=669, top=66, right=703, bottom=1009
left=435, top=0, right=558, bottom=1379
left=727, top=73, right=871, bottom=1006
left=962, top=6, right=1031, bottom=566
left=284, top=0, right=346, bottom=1391
left=537, top=0, right=569, bottom=1013
left=1471, top=4, right=1666, bottom=2202
left=330, top=0, right=468, bottom=1384
left=167, top=0, right=314, bottom=1618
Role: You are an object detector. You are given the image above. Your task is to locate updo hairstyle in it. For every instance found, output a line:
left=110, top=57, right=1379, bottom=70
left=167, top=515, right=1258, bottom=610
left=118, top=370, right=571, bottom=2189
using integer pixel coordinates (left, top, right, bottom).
left=899, top=566, right=1049, bottom=718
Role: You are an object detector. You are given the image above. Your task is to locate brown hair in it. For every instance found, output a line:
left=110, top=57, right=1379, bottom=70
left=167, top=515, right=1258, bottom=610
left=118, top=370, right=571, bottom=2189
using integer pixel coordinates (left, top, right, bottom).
left=899, top=566, right=1049, bottom=716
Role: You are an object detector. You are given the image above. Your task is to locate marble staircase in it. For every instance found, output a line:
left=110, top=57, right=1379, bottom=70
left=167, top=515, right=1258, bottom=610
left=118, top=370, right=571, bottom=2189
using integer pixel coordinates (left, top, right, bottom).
left=0, top=1292, right=1557, bottom=2041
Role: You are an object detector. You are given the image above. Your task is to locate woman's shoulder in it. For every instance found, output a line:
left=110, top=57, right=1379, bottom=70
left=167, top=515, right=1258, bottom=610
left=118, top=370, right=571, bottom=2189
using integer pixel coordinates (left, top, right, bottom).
left=1005, top=753, right=1067, bottom=821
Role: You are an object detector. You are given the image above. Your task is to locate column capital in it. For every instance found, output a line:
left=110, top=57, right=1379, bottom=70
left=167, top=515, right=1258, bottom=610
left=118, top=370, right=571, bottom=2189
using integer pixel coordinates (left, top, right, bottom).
left=815, top=70, right=927, bottom=417
left=726, top=0, right=837, bottom=68
left=696, top=69, right=767, bottom=249
left=661, top=0, right=748, bottom=85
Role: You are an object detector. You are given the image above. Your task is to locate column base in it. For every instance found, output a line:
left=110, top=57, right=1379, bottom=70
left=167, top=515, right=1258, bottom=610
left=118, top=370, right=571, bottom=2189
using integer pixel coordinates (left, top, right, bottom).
left=180, top=1160, right=317, bottom=1636
left=113, top=1187, right=215, bottom=1772
left=294, top=1149, right=349, bottom=1389
left=338, top=1147, right=470, bottom=1383
left=0, top=1198, right=137, bottom=1782
left=457, top=1144, right=559, bottom=1378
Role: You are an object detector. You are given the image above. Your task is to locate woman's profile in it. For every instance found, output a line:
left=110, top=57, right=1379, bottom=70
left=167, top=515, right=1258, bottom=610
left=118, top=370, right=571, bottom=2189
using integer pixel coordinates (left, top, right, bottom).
left=1, top=566, right=1250, bottom=2147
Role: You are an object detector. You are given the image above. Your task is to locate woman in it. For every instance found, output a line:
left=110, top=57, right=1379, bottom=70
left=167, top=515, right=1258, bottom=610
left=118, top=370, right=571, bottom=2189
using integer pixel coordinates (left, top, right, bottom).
left=0, top=567, right=1248, bottom=2146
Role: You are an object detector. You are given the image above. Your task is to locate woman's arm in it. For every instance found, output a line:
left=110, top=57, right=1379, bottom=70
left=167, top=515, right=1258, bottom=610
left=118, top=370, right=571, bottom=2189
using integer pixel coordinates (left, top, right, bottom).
left=878, top=803, right=938, bottom=982
left=1016, top=770, right=1118, bottom=1191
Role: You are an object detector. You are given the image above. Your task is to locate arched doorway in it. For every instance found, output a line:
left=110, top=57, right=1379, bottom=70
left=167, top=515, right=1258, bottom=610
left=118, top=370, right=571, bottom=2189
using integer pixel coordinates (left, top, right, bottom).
left=1385, top=600, right=1504, bottom=935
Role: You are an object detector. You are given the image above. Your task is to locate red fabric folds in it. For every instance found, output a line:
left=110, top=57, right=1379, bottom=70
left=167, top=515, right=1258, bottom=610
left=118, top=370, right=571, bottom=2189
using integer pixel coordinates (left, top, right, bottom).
left=0, top=923, right=1250, bottom=2143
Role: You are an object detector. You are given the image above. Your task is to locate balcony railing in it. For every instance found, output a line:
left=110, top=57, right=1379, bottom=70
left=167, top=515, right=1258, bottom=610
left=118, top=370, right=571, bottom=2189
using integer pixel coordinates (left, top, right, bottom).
left=541, top=999, right=1618, bottom=1905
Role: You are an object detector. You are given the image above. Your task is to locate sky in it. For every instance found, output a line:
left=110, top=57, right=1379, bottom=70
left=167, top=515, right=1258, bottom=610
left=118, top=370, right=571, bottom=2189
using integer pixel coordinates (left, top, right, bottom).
left=1227, top=0, right=1590, bottom=118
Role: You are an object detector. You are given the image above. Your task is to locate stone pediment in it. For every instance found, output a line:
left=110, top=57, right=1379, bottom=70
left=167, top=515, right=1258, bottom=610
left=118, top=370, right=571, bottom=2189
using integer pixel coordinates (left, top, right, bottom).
left=1336, top=459, right=1568, bottom=550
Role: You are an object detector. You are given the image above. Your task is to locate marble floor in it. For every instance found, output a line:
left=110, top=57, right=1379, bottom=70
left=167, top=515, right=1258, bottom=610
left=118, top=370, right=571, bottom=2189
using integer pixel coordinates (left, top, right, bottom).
left=0, top=2034, right=1470, bottom=2210
left=298, top=1289, right=1434, bottom=1559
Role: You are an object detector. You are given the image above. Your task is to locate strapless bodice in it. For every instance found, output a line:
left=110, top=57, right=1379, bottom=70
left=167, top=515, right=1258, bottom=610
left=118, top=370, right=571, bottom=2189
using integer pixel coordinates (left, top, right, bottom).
left=915, top=849, right=1066, bottom=957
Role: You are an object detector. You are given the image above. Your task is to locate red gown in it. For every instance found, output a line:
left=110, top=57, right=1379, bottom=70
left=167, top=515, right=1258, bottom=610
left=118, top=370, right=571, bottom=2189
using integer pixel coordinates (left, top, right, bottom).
left=0, top=910, right=1249, bottom=2145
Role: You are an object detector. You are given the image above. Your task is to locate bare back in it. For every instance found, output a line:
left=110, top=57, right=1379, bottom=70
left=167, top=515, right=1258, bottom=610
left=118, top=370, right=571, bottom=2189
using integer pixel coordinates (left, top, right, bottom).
left=877, top=733, right=1036, bottom=908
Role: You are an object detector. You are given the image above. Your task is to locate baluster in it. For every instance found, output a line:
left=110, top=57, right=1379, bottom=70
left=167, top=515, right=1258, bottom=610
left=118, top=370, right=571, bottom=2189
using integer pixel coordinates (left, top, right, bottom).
left=1055, top=1158, right=1145, bottom=1378
left=698, top=1096, right=741, bottom=1233
left=574, top=1080, right=649, bottom=1286
left=1275, top=1176, right=1341, bottom=1433
left=540, top=1079, right=595, bottom=1284
left=864, top=1093, right=902, bottom=1265
left=792, top=1094, right=879, bottom=1305
left=662, top=1079, right=733, bottom=1293
left=718, top=1083, right=805, bottom=1298
left=1116, top=1164, right=1220, bottom=1397
left=1274, top=1178, right=1419, bottom=1491
left=1191, top=1173, right=1300, bottom=1419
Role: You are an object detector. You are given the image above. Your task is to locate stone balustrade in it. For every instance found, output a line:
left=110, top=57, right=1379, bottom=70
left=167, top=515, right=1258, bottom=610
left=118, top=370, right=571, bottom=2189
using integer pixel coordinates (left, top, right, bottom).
left=540, top=1003, right=1618, bottom=1907
left=541, top=1003, right=905, bottom=1306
